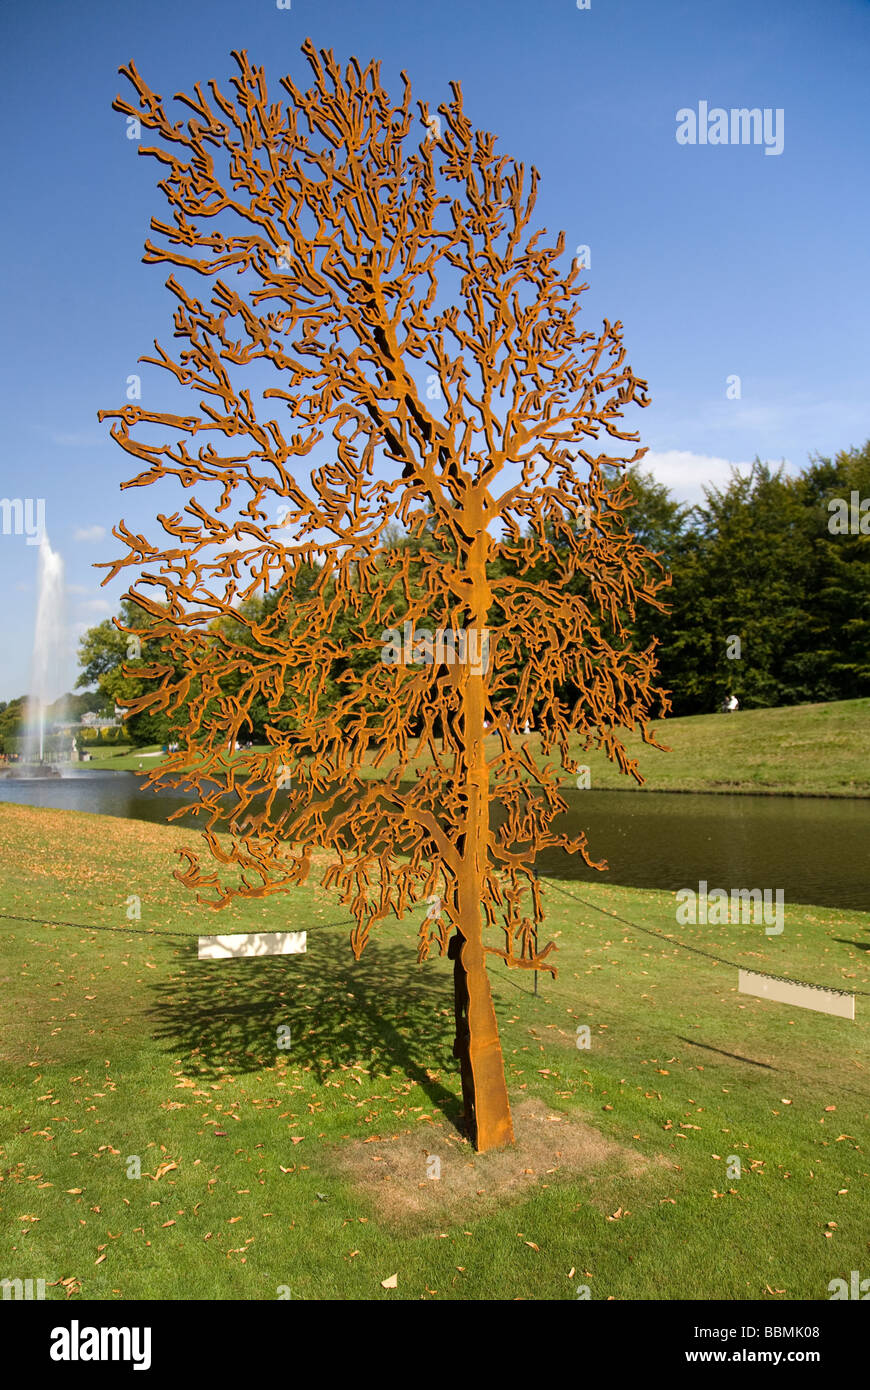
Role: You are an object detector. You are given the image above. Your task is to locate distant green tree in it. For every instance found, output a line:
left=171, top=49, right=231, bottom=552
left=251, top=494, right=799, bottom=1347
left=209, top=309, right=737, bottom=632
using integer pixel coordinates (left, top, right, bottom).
left=0, top=696, right=26, bottom=753
left=44, top=690, right=106, bottom=724
left=76, top=599, right=187, bottom=746
left=798, top=441, right=870, bottom=697
left=619, top=465, right=690, bottom=566
left=661, top=462, right=819, bottom=713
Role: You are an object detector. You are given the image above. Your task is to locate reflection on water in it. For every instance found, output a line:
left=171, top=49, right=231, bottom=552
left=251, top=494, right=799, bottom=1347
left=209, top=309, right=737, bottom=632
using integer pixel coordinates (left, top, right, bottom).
left=0, top=770, right=867, bottom=912
left=541, top=789, right=868, bottom=912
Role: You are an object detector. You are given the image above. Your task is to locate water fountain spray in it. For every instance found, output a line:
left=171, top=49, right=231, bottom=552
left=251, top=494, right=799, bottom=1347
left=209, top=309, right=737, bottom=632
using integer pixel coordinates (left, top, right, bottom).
left=17, top=534, right=66, bottom=775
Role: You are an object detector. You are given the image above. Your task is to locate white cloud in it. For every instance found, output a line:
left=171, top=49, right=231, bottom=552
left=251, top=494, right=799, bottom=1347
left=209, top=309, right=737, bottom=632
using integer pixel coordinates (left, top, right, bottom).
left=73, top=525, right=107, bottom=543
left=79, top=598, right=113, bottom=615
left=641, top=450, right=754, bottom=505
left=67, top=584, right=89, bottom=595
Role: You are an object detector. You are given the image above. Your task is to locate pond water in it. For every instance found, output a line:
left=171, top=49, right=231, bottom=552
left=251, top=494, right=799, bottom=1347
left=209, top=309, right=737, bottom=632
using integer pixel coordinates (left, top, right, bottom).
left=0, top=770, right=867, bottom=911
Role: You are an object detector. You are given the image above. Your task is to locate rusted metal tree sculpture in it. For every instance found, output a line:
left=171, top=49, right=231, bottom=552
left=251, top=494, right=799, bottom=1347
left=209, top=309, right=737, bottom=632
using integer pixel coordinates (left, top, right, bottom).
left=98, top=41, right=670, bottom=1153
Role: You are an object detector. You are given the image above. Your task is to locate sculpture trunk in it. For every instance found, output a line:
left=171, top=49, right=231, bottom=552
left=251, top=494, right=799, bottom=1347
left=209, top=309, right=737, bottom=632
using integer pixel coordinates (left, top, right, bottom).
left=451, top=920, right=514, bottom=1152
left=451, top=521, right=515, bottom=1153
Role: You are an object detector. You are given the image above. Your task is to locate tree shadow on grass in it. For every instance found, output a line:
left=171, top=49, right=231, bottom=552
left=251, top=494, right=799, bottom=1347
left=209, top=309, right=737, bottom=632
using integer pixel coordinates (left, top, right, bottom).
left=145, top=929, right=465, bottom=1131
left=676, top=1035, right=775, bottom=1069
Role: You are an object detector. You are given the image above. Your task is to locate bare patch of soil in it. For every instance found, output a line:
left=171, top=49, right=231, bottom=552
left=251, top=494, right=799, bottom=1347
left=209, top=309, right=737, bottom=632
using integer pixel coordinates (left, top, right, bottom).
left=326, top=1096, right=661, bottom=1226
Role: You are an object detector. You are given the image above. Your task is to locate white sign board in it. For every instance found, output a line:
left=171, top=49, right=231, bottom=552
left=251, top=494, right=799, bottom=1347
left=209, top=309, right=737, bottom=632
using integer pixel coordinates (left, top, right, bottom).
left=198, top=930, right=307, bottom=961
left=738, top=969, right=855, bottom=1020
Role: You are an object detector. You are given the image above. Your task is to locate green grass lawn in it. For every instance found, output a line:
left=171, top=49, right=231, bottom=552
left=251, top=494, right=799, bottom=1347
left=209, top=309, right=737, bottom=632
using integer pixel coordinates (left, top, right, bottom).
left=72, top=745, right=134, bottom=765
left=1, top=802, right=867, bottom=1301
left=569, top=697, right=870, bottom=797
left=372, top=696, right=869, bottom=796
left=77, top=698, right=870, bottom=796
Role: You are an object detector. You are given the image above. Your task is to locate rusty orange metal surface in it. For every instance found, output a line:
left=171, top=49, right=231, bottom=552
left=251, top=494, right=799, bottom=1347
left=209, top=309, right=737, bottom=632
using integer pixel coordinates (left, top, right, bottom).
left=98, top=41, right=670, bottom=1152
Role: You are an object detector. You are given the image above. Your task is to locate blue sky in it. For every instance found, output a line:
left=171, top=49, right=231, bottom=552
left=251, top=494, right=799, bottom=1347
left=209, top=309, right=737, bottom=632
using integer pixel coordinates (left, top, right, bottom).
left=1, top=0, right=868, bottom=701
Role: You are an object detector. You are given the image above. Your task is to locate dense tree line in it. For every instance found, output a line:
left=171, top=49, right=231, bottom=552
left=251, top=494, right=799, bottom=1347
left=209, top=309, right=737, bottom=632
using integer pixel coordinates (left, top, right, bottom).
left=64, top=440, right=869, bottom=743
left=0, top=689, right=106, bottom=754
left=629, top=440, right=870, bottom=714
